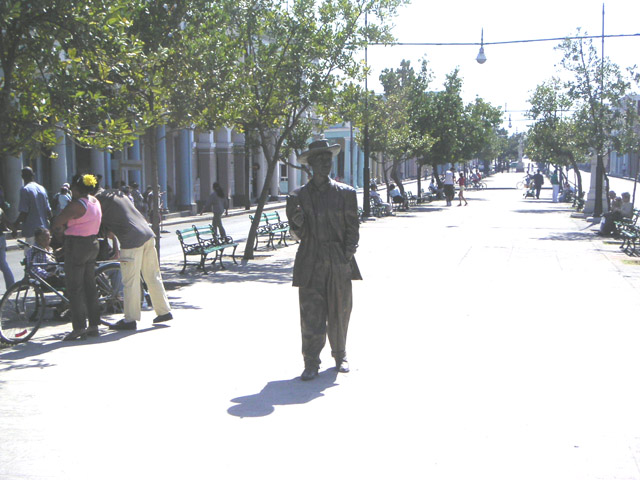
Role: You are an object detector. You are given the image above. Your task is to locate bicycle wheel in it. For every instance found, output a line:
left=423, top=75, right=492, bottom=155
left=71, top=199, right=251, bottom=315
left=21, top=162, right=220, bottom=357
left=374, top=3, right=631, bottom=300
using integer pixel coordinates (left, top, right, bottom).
left=0, top=281, right=44, bottom=344
left=479, top=182, right=487, bottom=190
left=95, top=263, right=124, bottom=316
left=516, top=181, right=524, bottom=189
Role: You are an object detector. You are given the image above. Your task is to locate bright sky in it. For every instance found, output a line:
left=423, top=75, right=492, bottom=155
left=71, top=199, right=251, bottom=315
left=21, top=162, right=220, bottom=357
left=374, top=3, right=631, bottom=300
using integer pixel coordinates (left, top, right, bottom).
left=366, top=0, right=640, bottom=132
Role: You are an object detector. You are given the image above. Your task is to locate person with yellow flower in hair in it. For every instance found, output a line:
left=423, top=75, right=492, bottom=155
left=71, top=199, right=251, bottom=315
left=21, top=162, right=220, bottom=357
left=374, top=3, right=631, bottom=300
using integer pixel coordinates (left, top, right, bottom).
left=52, top=173, right=103, bottom=341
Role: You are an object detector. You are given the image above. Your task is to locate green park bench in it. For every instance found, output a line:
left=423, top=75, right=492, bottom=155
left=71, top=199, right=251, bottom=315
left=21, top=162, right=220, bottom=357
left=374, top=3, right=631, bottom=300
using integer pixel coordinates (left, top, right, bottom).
left=176, top=224, right=238, bottom=274
left=249, top=211, right=290, bottom=250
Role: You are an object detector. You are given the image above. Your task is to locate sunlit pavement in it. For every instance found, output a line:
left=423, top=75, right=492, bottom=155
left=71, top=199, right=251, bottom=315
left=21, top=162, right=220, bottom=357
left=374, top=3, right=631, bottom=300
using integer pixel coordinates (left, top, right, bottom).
left=2, top=171, right=640, bottom=480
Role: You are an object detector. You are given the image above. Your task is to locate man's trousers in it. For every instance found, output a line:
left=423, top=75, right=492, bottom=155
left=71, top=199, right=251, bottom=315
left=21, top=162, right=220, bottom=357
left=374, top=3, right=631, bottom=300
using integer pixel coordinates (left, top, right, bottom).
left=298, top=252, right=353, bottom=369
left=120, top=237, right=171, bottom=322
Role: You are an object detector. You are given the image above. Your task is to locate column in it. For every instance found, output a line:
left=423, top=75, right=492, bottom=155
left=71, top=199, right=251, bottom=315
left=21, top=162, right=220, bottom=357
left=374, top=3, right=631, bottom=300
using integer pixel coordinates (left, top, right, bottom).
left=104, top=152, right=112, bottom=189
left=232, top=130, right=248, bottom=207
left=215, top=128, right=234, bottom=205
left=584, top=150, right=606, bottom=216
left=287, top=151, right=299, bottom=192
left=156, top=125, right=168, bottom=209
left=4, top=154, right=22, bottom=220
left=90, top=149, right=105, bottom=179
left=197, top=131, right=215, bottom=206
left=51, top=129, right=68, bottom=190
left=129, top=139, right=142, bottom=185
left=176, top=128, right=196, bottom=213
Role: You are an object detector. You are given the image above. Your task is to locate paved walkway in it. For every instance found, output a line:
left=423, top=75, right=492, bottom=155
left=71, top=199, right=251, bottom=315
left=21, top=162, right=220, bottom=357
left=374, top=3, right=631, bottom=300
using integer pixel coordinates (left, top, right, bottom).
left=2, top=172, right=640, bottom=480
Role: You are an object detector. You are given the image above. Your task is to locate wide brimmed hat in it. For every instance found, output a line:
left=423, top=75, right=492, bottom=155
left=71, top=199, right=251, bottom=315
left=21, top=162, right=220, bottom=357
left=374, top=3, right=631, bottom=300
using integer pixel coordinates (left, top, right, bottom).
left=298, top=138, right=341, bottom=165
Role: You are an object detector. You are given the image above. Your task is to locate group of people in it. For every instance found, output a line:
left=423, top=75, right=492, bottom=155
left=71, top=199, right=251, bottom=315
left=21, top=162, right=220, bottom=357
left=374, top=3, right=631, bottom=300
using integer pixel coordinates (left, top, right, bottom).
left=443, top=166, right=468, bottom=207
left=598, top=190, right=634, bottom=236
left=369, top=182, right=407, bottom=214
left=5, top=167, right=173, bottom=341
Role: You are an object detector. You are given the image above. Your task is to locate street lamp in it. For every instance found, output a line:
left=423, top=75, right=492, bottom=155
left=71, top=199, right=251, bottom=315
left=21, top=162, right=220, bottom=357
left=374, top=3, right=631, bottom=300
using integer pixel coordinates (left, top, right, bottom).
left=476, top=28, right=487, bottom=64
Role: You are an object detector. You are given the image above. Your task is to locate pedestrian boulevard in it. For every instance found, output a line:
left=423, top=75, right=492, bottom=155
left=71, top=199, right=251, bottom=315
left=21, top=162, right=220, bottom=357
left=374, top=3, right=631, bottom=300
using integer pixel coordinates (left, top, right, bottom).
left=2, top=172, right=640, bottom=480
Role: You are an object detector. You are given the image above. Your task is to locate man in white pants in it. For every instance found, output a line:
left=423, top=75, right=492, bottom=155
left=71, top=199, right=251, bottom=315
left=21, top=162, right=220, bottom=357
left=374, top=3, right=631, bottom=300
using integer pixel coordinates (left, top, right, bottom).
left=96, top=189, right=172, bottom=330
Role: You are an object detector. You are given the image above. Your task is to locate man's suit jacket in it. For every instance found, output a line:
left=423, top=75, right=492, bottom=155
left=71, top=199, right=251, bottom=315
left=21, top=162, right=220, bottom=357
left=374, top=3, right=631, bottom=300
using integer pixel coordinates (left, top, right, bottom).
left=286, top=179, right=362, bottom=288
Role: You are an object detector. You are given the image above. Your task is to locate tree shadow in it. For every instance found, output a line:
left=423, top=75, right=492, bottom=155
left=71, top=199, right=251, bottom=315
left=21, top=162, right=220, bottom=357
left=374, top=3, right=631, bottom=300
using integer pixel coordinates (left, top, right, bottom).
left=228, top=369, right=339, bottom=418
left=161, top=256, right=294, bottom=286
left=539, top=231, right=596, bottom=241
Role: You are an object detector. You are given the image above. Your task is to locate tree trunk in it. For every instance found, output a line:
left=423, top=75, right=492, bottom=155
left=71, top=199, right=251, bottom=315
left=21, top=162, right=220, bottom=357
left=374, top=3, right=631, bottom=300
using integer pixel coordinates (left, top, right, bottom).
left=243, top=153, right=278, bottom=261
left=146, top=126, right=161, bottom=259
left=432, top=160, right=443, bottom=188
left=417, top=163, right=422, bottom=197
left=594, top=153, right=605, bottom=217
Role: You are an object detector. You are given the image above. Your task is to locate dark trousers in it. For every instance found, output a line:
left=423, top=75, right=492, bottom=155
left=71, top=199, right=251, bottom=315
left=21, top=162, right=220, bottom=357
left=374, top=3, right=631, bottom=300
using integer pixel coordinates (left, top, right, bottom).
left=535, top=186, right=542, bottom=198
left=211, top=212, right=226, bottom=238
left=298, top=253, right=352, bottom=369
left=64, top=236, right=100, bottom=331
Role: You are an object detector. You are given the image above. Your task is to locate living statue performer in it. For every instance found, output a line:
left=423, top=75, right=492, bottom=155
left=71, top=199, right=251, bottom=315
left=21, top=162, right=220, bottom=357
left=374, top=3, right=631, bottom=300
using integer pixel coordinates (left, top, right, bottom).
left=286, top=138, right=362, bottom=381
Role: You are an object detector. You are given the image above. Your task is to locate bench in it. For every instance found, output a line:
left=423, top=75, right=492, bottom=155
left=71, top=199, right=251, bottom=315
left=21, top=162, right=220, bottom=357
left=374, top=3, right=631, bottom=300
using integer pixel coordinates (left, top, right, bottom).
left=405, top=191, right=418, bottom=208
left=616, top=209, right=640, bottom=254
left=193, top=225, right=239, bottom=272
left=417, top=189, right=435, bottom=204
left=249, top=211, right=290, bottom=250
left=369, top=198, right=386, bottom=218
left=176, top=224, right=238, bottom=273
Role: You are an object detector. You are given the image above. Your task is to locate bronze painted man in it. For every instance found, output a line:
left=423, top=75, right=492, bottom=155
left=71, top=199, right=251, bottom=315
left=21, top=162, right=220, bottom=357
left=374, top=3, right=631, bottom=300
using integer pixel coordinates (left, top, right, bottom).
left=286, top=138, right=362, bottom=381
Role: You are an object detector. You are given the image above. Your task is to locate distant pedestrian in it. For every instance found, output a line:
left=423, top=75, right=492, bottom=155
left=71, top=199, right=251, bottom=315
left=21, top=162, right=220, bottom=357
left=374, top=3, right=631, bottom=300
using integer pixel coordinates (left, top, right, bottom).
left=12, top=167, right=51, bottom=251
left=443, top=166, right=455, bottom=206
left=457, top=172, right=468, bottom=206
left=130, top=182, right=147, bottom=218
left=550, top=170, right=560, bottom=203
left=387, top=183, right=408, bottom=210
left=199, top=182, right=227, bottom=238
left=532, top=170, right=544, bottom=199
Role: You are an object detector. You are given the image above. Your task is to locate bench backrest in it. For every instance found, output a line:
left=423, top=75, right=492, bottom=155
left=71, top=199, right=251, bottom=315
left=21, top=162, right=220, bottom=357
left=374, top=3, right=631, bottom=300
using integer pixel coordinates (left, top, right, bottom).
left=250, top=211, right=283, bottom=225
left=176, top=227, right=198, bottom=245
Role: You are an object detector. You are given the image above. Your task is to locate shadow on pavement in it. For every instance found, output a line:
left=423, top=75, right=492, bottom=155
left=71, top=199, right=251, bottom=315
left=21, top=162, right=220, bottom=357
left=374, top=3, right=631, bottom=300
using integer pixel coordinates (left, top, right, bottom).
left=162, top=257, right=294, bottom=286
left=539, top=231, right=596, bottom=241
left=228, top=369, right=339, bottom=418
left=0, top=325, right=162, bottom=369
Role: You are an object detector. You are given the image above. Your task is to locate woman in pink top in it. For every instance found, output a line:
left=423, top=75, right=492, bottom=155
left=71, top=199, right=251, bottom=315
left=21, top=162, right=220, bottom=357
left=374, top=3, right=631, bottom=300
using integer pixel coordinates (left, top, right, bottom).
left=52, top=173, right=103, bottom=340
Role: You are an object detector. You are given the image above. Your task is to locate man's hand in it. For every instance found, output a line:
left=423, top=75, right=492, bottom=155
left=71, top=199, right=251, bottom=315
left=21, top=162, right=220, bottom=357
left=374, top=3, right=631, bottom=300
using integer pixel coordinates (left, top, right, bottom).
left=291, top=205, right=305, bottom=226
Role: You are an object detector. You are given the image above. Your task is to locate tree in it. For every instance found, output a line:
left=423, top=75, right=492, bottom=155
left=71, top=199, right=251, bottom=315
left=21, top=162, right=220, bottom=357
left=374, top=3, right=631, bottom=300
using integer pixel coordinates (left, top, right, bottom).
left=0, top=0, right=142, bottom=161
left=460, top=97, right=503, bottom=172
left=557, top=32, right=633, bottom=216
left=527, top=79, right=585, bottom=199
left=224, top=0, right=406, bottom=260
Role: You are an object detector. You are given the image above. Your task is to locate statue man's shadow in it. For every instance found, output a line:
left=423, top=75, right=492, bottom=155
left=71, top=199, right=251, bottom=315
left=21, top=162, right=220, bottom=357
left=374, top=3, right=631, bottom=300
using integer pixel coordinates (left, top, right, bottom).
left=228, top=369, right=339, bottom=418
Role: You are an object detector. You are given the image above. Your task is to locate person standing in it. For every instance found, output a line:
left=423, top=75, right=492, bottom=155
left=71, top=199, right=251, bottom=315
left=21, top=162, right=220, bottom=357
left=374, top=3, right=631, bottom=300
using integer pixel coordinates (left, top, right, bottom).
left=286, top=138, right=362, bottom=381
left=443, top=166, right=456, bottom=206
left=96, top=189, right=173, bottom=331
left=533, top=170, right=544, bottom=199
left=457, top=172, right=468, bottom=206
left=130, top=182, right=147, bottom=218
left=199, top=182, right=227, bottom=238
left=51, top=174, right=103, bottom=340
left=550, top=170, right=560, bottom=203
left=12, top=167, right=51, bottom=249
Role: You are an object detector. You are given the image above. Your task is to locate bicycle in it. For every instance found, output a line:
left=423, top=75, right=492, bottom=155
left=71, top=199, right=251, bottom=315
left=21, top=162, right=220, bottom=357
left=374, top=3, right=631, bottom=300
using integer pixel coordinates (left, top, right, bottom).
left=0, top=240, right=144, bottom=344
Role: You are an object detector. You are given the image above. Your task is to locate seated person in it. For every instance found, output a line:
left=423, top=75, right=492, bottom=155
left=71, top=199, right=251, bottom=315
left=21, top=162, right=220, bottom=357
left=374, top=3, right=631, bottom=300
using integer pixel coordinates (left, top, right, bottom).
left=599, top=197, right=623, bottom=236
left=26, top=227, right=64, bottom=288
left=370, top=184, right=392, bottom=215
left=388, top=183, right=408, bottom=209
left=621, top=192, right=633, bottom=219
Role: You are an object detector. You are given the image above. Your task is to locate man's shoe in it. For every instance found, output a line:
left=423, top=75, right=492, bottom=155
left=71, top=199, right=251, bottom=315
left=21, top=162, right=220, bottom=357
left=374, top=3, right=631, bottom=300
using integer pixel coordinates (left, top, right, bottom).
left=153, top=312, right=173, bottom=324
left=336, top=360, right=350, bottom=373
left=85, top=325, right=100, bottom=337
left=63, top=329, right=87, bottom=341
left=109, top=319, right=137, bottom=331
left=300, top=367, right=319, bottom=381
